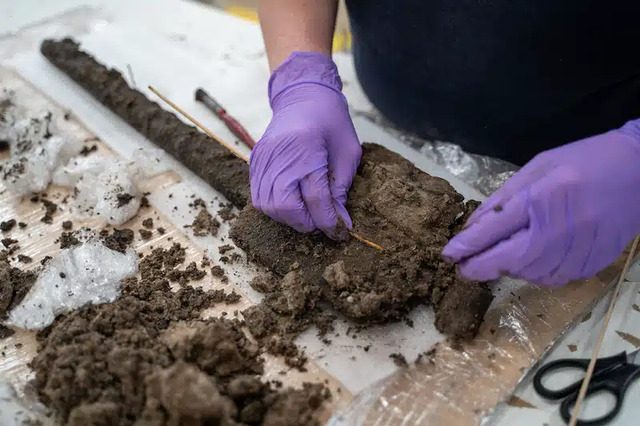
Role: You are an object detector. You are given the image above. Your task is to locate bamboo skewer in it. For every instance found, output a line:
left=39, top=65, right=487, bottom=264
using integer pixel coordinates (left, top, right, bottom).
left=148, top=85, right=383, bottom=251
left=568, top=235, right=640, bottom=426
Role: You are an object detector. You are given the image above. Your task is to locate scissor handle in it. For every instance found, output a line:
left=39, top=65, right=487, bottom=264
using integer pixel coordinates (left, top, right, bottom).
left=533, top=351, right=627, bottom=399
left=559, top=363, right=640, bottom=425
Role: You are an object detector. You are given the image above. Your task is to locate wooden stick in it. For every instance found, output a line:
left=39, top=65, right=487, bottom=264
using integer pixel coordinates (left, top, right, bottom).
left=568, top=235, right=640, bottom=426
left=148, top=86, right=250, bottom=163
left=148, top=85, right=383, bottom=251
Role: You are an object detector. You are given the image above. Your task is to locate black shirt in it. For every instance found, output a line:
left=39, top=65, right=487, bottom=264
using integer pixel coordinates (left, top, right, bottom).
left=345, top=0, right=640, bottom=165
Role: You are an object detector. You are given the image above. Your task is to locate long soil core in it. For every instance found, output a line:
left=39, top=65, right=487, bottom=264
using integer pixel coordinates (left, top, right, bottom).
left=41, top=38, right=250, bottom=209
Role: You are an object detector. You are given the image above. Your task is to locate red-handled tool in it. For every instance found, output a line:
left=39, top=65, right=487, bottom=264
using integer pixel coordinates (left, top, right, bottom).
left=195, top=88, right=256, bottom=149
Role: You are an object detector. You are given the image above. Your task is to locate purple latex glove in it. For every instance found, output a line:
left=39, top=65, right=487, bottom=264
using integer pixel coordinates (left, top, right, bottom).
left=250, top=52, right=362, bottom=239
left=443, top=119, right=640, bottom=287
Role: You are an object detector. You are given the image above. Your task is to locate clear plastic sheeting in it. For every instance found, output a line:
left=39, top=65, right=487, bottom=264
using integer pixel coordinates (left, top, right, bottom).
left=1, top=110, right=81, bottom=195
left=7, top=231, right=138, bottom=330
left=0, top=382, right=43, bottom=426
left=352, top=110, right=518, bottom=196
left=53, top=152, right=168, bottom=225
left=329, top=257, right=633, bottom=425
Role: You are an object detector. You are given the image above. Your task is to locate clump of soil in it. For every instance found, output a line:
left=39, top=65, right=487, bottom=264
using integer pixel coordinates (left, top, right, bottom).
left=243, top=271, right=334, bottom=370
left=0, top=324, right=15, bottom=339
left=58, top=232, right=80, bottom=249
left=1, top=237, right=17, bottom=248
left=116, top=193, right=134, bottom=207
left=0, top=256, right=37, bottom=318
left=41, top=199, right=57, bottom=224
left=232, top=144, right=493, bottom=340
left=139, top=229, right=153, bottom=240
left=103, top=228, right=135, bottom=253
left=79, top=144, right=97, bottom=156
left=31, top=242, right=330, bottom=426
left=218, top=203, right=237, bottom=222
left=0, top=218, right=16, bottom=232
left=191, top=208, right=220, bottom=237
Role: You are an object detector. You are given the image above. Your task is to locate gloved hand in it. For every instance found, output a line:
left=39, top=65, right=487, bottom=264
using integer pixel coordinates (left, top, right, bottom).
left=443, top=119, right=640, bottom=287
left=250, top=52, right=362, bottom=239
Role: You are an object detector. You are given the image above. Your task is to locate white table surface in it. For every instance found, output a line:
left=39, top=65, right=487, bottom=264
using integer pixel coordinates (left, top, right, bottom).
left=1, top=1, right=639, bottom=425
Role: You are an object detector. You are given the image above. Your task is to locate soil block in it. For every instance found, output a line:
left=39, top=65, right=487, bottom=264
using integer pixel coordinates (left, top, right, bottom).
left=232, top=144, right=492, bottom=339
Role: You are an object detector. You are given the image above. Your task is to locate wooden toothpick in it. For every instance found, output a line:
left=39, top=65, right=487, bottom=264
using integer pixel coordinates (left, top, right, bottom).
left=148, top=86, right=249, bottom=163
left=148, top=85, right=383, bottom=251
left=568, top=235, right=640, bottom=426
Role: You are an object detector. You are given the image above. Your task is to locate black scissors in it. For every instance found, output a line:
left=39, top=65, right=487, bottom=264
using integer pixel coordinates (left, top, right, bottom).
left=533, top=348, right=640, bottom=425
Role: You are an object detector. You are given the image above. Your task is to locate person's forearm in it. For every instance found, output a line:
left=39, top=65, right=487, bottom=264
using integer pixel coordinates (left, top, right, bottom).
left=258, top=0, right=338, bottom=71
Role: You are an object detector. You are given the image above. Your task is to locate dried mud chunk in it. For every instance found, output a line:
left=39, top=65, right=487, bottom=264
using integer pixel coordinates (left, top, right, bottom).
left=66, top=402, right=120, bottom=426
left=434, top=278, right=493, bottom=340
left=0, top=258, right=37, bottom=317
left=116, top=193, right=134, bottom=207
left=0, top=219, right=16, bottom=232
left=191, top=209, right=220, bottom=237
left=168, top=320, right=262, bottom=379
left=226, top=375, right=264, bottom=400
left=280, top=271, right=320, bottom=316
left=141, top=361, right=237, bottom=426
left=139, top=229, right=153, bottom=240
left=0, top=324, right=15, bottom=339
left=242, top=305, right=278, bottom=339
left=103, top=228, right=134, bottom=253
left=59, top=232, right=80, bottom=249
left=249, top=273, right=280, bottom=294
left=262, top=383, right=330, bottom=426
left=323, top=261, right=350, bottom=291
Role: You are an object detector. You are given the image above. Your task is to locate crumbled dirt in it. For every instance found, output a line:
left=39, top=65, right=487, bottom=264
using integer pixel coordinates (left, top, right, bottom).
left=218, top=203, right=237, bottom=222
left=62, top=220, right=73, bottom=230
left=139, top=229, right=153, bottom=240
left=242, top=271, right=334, bottom=370
left=142, top=218, right=154, bottom=229
left=41, top=199, right=57, bottom=224
left=58, top=232, right=80, bottom=249
left=31, top=241, right=329, bottom=426
left=103, top=228, right=135, bottom=253
left=191, top=209, right=220, bottom=237
left=0, top=256, right=37, bottom=318
left=140, top=196, right=150, bottom=209
left=166, top=261, right=206, bottom=285
left=389, top=353, right=408, bottom=368
left=0, top=324, right=15, bottom=339
left=41, top=38, right=251, bottom=209
left=219, top=244, right=233, bottom=255
left=0, top=218, right=16, bottom=232
left=79, top=144, right=97, bottom=156
left=116, top=193, right=134, bottom=208
left=190, top=198, right=206, bottom=209
left=1, top=237, right=17, bottom=247
left=232, top=144, right=492, bottom=340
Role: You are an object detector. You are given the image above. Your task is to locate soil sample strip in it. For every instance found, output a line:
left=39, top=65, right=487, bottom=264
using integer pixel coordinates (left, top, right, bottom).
left=232, top=144, right=493, bottom=340
left=40, top=38, right=250, bottom=209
